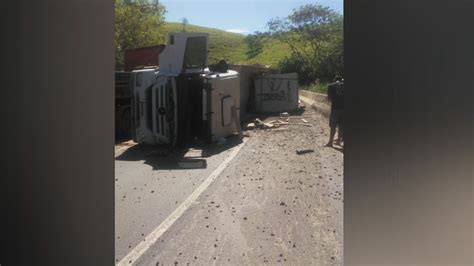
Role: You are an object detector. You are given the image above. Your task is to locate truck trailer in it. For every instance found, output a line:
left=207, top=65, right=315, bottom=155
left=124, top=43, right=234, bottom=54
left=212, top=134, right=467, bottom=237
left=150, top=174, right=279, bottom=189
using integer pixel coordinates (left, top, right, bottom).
left=124, top=44, right=166, bottom=72
left=131, top=32, right=241, bottom=147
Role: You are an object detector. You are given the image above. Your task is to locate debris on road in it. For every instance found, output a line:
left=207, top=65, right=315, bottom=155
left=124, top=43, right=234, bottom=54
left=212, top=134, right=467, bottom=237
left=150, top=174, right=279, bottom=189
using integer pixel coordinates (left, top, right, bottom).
left=296, top=149, right=315, bottom=155
left=115, top=107, right=343, bottom=265
left=280, top=112, right=290, bottom=118
left=264, top=123, right=274, bottom=129
left=177, top=160, right=206, bottom=169
left=254, top=118, right=264, bottom=128
left=298, top=100, right=306, bottom=109
left=253, top=118, right=276, bottom=130
left=246, top=116, right=312, bottom=132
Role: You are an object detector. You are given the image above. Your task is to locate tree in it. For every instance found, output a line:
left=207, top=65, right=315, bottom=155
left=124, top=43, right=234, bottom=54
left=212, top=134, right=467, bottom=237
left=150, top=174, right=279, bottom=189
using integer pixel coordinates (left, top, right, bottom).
left=115, top=0, right=167, bottom=70
left=267, top=4, right=343, bottom=84
left=244, top=31, right=267, bottom=59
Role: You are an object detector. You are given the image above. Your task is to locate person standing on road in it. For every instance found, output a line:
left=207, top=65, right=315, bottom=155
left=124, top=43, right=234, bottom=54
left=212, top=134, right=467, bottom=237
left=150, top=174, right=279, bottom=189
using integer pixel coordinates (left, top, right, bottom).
left=325, top=75, right=344, bottom=147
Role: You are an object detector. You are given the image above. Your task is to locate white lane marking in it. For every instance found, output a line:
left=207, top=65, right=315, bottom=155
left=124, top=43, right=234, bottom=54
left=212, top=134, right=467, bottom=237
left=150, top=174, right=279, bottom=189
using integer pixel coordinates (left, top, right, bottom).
left=118, top=138, right=248, bottom=266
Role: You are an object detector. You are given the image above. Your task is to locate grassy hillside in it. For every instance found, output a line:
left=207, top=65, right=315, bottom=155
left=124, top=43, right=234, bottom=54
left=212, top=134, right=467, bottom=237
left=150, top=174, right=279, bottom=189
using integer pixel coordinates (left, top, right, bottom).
left=162, top=22, right=291, bottom=68
left=244, top=36, right=291, bottom=67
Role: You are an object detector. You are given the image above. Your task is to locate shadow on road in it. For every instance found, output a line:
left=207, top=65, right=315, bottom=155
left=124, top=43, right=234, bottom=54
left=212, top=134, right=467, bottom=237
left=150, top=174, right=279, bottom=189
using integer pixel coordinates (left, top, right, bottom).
left=115, top=135, right=243, bottom=170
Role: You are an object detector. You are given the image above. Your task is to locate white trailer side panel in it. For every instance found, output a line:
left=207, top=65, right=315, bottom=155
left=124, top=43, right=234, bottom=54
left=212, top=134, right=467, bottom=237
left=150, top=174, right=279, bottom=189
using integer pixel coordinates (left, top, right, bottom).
left=255, top=73, right=299, bottom=113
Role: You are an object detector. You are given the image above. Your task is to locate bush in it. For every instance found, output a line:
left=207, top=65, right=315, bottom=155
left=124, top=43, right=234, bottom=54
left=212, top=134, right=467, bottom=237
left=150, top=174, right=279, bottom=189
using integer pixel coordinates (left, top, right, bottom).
left=279, top=56, right=314, bottom=86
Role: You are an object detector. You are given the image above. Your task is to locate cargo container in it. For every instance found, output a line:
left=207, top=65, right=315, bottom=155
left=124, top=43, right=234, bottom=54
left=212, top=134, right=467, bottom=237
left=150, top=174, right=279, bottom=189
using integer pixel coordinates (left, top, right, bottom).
left=254, top=73, right=299, bottom=113
left=124, top=44, right=166, bottom=71
left=229, top=64, right=279, bottom=120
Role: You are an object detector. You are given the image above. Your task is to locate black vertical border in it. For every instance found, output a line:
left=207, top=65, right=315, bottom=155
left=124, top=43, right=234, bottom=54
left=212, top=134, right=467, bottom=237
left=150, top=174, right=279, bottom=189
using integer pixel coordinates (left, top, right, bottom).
left=0, top=0, right=115, bottom=265
left=344, top=0, right=473, bottom=265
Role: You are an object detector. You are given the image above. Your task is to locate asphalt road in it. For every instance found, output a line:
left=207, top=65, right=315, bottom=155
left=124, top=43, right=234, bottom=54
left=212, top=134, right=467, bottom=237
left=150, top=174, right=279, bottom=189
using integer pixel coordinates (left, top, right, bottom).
left=115, top=107, right=343, bottom=265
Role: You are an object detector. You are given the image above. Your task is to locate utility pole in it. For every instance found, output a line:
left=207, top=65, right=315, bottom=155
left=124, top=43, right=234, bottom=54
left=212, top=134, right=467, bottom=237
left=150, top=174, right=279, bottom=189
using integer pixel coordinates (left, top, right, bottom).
left=181, top=18, right=188, bottom=32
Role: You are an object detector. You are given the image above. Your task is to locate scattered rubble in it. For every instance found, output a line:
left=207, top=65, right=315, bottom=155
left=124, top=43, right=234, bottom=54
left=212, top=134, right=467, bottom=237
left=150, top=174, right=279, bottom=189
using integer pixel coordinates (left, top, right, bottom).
left=251, top=118, right=279, bottom=130
left=246, top=116, right=311, bottom=131
left=117, top=108, right=342, bottom=265
left=254, top=118, right=264, bottom=128
left=298, top=100, right=306, bottom=109
left=264, top=123, right=275, bottom=129
left=296, top=149, right=315, bottom=155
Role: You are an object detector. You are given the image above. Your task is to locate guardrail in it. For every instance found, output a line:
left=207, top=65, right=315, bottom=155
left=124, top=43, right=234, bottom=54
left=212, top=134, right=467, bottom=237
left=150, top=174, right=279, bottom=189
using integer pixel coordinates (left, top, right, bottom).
left=298, top=89, right=331, bottom=118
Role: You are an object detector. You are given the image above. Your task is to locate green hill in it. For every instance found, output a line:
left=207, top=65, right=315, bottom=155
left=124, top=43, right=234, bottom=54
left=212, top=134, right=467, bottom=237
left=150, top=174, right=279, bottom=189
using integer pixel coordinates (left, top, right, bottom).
left=162, top=22, right=291, bottom=68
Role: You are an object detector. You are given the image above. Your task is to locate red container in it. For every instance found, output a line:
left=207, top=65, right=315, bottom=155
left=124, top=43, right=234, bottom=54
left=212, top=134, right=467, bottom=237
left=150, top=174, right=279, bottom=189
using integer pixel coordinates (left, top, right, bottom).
left=124, top=44, right=166, bottom=71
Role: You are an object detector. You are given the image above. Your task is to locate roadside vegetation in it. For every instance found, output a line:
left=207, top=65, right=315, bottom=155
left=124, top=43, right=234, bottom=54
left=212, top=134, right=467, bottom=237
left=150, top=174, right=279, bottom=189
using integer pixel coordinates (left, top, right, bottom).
left=302, top=80, right=330, bottom=95
left=115, top=0, right=167, bottom=70
left=115, top=1, right=343, bottom=87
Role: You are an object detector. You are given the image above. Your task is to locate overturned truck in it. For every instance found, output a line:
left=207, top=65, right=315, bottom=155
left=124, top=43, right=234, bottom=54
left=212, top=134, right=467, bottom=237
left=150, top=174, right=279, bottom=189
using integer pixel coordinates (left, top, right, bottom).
left=131, top=32, right=240, bottom=147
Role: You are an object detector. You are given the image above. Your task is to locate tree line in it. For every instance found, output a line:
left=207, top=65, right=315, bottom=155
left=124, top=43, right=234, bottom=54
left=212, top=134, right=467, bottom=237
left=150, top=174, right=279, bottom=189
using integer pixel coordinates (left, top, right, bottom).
left=115, top=1, right=343, bottom=84
left=115, top=0, right=167, bottom=70
left=246, top=4, right=343, bottom=85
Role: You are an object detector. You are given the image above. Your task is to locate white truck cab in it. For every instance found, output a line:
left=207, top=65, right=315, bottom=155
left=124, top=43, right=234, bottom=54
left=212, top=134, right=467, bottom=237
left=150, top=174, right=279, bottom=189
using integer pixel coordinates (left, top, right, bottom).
left=131, top=32, right=240, bottom=146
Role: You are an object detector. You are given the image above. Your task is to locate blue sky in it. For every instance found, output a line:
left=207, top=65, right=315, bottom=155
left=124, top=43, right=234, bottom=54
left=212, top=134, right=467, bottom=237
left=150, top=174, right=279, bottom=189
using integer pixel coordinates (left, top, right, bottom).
left=160, top=0, right=343, bottom=35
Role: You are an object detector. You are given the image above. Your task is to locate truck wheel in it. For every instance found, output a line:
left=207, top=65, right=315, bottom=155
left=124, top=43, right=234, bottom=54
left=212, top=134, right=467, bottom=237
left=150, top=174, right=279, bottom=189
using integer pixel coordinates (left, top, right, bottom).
left=121, top=109, right=131, bottom=138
